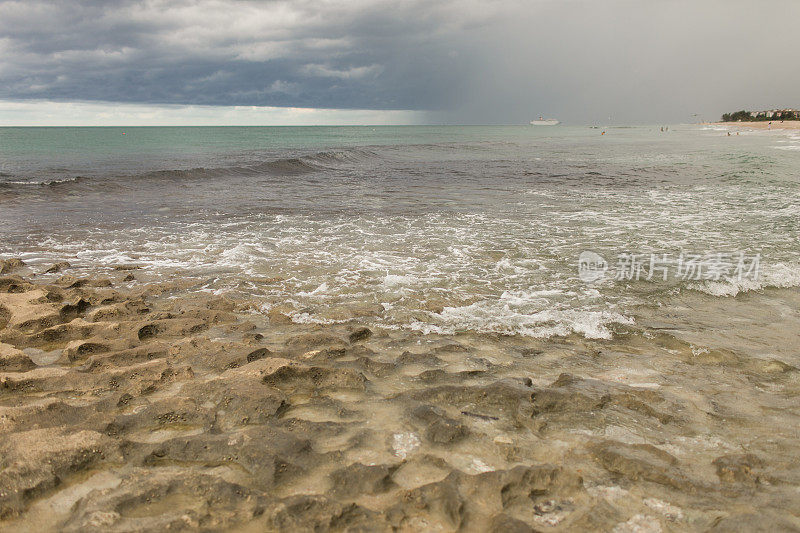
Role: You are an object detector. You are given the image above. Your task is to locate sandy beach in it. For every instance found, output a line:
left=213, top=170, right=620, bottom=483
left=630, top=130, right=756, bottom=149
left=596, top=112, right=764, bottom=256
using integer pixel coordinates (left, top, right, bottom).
left=712, top=120, right=800, bottom=130
left=2, top=256, right=800, bottom=531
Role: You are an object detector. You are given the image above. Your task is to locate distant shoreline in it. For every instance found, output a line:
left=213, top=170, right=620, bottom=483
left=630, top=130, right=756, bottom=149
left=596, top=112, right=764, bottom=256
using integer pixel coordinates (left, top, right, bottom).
left=712, top=120, right=800, bottom=130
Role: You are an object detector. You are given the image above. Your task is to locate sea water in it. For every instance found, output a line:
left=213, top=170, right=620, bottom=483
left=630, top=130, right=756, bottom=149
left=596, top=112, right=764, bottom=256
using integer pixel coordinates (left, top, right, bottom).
left=1, top=124, right=799, bottom=350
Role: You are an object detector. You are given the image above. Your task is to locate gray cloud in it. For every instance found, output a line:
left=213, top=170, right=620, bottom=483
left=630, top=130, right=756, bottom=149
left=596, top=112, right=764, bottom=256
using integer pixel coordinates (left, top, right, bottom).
left=0, top=0, right=476, bottom=111
left=1, top=0, right=799, bottom=123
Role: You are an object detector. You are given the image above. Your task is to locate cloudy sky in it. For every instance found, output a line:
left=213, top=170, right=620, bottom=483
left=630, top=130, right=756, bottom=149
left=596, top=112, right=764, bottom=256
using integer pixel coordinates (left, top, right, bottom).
left=1, top=0, right=798, bottom=125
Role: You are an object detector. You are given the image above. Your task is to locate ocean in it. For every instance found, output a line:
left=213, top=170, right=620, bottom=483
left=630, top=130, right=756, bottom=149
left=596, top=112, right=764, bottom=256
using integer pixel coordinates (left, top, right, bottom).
left=2, top=125, right=799, bottom=347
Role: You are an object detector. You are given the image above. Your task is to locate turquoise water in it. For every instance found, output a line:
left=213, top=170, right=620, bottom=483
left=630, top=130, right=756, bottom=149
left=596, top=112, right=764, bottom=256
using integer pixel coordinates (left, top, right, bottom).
left=1, top=125, right=799, bottom=339
left=1, top=125, right=607, bottom=180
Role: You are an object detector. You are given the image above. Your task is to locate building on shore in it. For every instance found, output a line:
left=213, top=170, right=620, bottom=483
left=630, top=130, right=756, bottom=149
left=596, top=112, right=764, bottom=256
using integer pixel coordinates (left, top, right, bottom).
left=723, top=108, right=800, bottom=121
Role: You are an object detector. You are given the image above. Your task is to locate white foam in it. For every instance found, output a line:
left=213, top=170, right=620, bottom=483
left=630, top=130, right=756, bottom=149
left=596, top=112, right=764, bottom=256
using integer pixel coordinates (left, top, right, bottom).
left=418, top=300, right=633, bottom=339
left=612, top=515, right=662, bottom=533
left=297, top=282, right=328, bottom=297
left=383, top=274, right=416, bottom=288
left=643, top=498, right=684, bottom=521
left=688, top=278, right=762, bottom=297
left=391, top=433, right=420, bottom=459
left=688, top=262, right=800, bottom=296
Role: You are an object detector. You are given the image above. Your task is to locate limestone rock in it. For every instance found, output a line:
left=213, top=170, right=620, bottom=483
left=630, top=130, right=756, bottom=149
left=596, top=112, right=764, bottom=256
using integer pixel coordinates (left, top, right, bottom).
left=0, top=259, right=25, bottom=275
left=44, top=262, right=71, bottom=274
left=590, top=440, right=694, bottom=491
left=348, top=327, right=373, bottom=343
left=329, top=462, right=399, bottom=498
left=0, top=428, right=122, bottom=517
left=62, top=468, right=266, bottom=532
left=0, top=343, right=36, bottom=372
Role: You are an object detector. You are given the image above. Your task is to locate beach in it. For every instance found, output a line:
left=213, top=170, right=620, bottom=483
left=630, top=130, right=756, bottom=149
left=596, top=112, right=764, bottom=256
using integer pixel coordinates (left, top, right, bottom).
left=1, top=125, right=800, bottom=531
left=714, top=120, right=800, bottom=130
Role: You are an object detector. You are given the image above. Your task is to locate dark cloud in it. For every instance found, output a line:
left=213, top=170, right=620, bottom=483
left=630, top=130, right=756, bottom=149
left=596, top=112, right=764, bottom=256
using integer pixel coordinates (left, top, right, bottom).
left=1, top=0, right=799, bottom=123
left=0, top=0, right=475, bottom=110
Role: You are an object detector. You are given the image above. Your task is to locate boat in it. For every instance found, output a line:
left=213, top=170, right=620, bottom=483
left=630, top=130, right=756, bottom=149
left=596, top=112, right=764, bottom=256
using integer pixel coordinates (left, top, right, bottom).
left=530, top=116, right=560, bottom=126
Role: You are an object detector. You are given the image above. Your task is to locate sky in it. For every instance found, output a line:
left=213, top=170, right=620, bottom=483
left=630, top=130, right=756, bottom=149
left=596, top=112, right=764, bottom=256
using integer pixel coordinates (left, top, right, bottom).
left=1, top=0, right=799, bottom=126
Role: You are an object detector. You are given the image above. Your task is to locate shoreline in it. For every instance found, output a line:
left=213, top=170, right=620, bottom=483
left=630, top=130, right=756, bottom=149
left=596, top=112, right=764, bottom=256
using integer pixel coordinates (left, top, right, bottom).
left=2, top=257, right=800, bottom=531
left=711, top=120, right=800, bottom=130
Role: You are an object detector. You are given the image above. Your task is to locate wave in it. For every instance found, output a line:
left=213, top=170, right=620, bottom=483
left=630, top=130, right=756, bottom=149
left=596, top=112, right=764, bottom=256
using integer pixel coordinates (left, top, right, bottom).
left=139, top=149, right=377, bottom=181
left=408, top=299, right=634, bottom=339
left=0, top=148, right=380, bottom=192
left=133, top=161, right=314, bottom=182
left=303, top=148, right=377, bottom=165
left=687, top=262, right=800, bottom=297
left=0, top=176, right=86, bottom=188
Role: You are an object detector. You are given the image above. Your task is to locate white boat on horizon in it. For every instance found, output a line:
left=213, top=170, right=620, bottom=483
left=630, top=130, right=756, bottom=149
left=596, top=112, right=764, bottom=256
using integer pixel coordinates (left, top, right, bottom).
left=530, top=116, right=560, bottom=126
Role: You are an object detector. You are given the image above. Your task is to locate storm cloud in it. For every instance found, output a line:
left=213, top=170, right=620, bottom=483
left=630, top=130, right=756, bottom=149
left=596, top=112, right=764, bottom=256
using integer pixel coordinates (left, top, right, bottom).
left=1, top=0, right=799, bottom=124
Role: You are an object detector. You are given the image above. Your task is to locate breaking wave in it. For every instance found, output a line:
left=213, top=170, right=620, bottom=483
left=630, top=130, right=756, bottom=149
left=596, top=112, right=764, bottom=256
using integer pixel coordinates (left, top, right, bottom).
left=0, top=176, right=86, bottom=187
left=687, top=262, right=800, bottom=297
left=138, top=148, right=378, bottom=181
left=0, top=148, right=379, bottom=191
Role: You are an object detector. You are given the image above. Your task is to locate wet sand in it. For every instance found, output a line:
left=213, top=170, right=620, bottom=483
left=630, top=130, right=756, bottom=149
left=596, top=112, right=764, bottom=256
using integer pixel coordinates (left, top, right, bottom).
left=713, top=121, right=800, bottom=130
left=1, top=257, right=799, bottom=531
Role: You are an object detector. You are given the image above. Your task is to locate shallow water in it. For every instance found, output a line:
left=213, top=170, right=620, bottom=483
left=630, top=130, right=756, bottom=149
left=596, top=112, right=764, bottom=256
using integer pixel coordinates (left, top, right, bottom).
left=2, top=124, right=799, bottom=341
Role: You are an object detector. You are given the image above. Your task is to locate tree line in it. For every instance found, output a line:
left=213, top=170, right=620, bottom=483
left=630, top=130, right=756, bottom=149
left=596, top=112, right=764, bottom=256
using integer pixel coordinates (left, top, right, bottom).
left=722, top=109, right=800, bottom=122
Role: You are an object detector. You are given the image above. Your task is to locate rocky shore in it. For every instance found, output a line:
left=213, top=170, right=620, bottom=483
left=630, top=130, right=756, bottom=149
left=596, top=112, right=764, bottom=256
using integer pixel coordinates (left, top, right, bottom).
left=1, top=257, right=798, bottom=532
